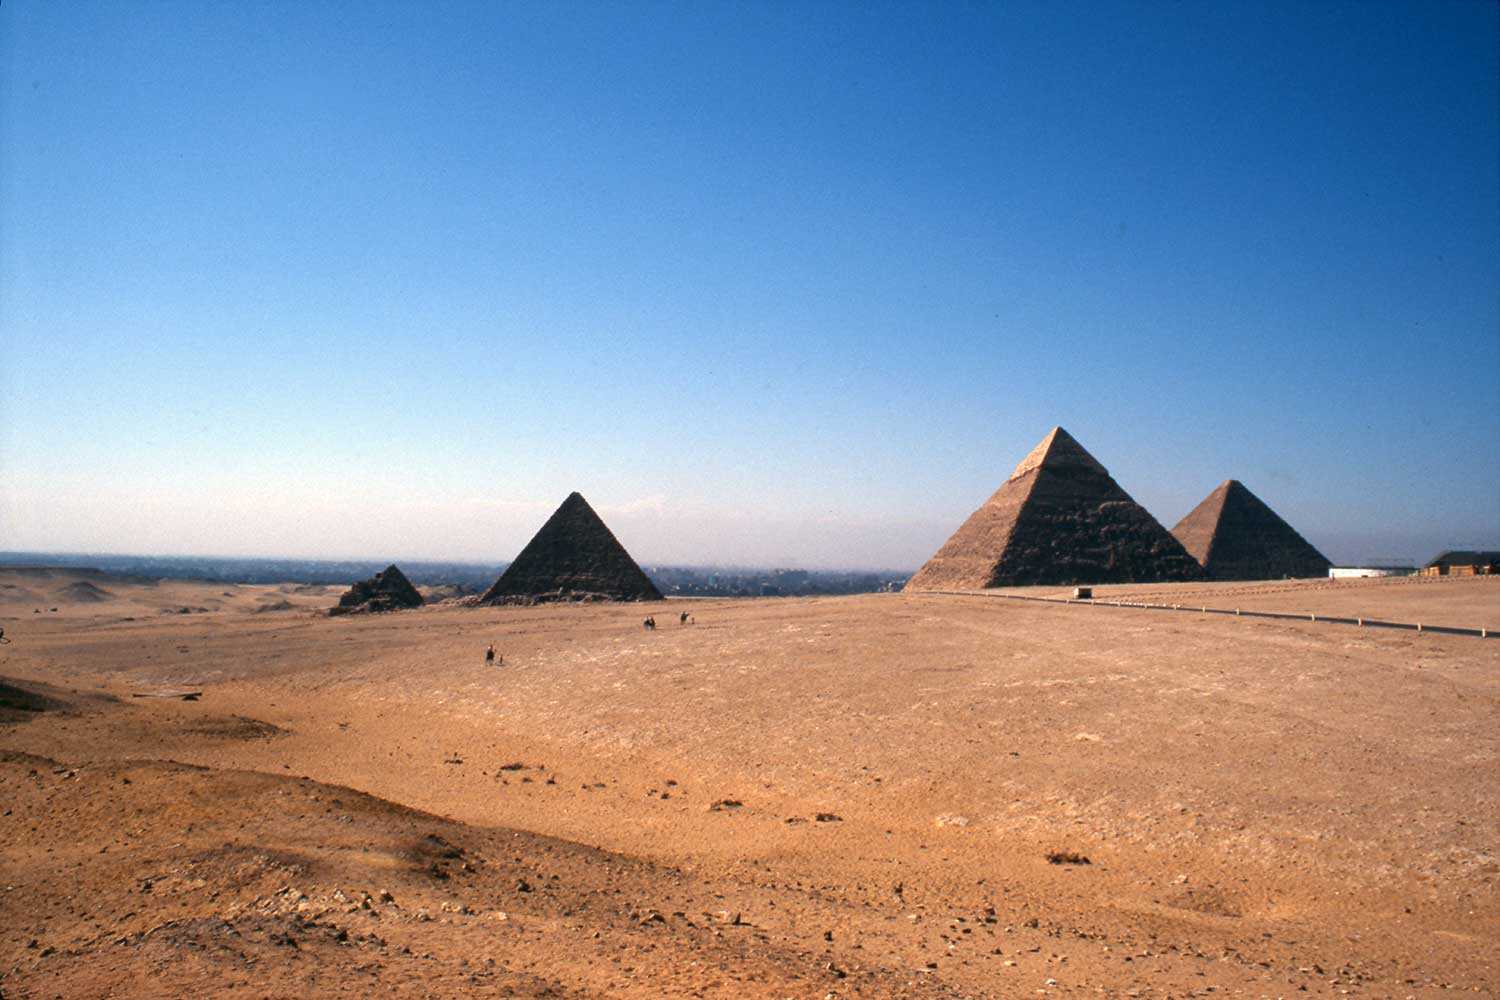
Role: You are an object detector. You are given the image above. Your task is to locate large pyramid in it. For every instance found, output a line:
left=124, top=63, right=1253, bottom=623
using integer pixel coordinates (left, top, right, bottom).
left=480, top=492, right=663, bottom=604
left=1171, top=480, right=1331, bottom=580
left=904, top=427, right=1202, bottom=590
left=330, top=564, right=424, bottom=615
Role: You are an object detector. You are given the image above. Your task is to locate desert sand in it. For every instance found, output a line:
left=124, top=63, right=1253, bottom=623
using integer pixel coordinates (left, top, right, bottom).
left=1, top=567, right=1496, bottom=998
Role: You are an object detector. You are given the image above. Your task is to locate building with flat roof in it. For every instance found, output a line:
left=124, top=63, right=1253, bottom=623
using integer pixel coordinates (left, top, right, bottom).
left=1418, top=551, right=1500, bottom=577
left=1329, top=566, right=1415, bottom=579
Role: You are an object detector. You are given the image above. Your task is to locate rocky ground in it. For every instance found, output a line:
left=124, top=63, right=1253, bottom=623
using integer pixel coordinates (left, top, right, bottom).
left=0, top=570, right=1495, bottom=997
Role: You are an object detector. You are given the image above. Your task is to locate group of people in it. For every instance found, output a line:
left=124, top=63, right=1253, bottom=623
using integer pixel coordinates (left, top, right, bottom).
left=643, top=611, right=695, bottom=630
left=484, top=608, right=697, bottom=660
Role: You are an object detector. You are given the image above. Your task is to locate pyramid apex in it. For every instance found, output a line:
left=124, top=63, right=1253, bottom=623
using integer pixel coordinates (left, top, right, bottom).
left=1009, top=425, right=1106, bottom=481
left=1038, top=426, right=1076, bottom=448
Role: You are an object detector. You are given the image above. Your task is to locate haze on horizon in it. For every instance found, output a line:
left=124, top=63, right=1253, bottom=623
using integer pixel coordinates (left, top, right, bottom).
left=2, top=1, right=1496, bottom=572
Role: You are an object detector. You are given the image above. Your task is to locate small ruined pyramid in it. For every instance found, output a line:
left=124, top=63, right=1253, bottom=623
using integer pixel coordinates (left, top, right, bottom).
left=1171, top=480, right=1331, bottom=580
left=480, top=492, right=663, bottom=604
left=905, top=427, right=1202, bottom=590
left=330, top=564, right=425, bottom=616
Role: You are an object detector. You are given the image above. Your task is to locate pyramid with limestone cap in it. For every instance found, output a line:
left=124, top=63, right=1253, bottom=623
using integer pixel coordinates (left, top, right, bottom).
left=1170, top=480, right=1330, bottom=580
left=480, top=492, right=663, bottom=604
left=904, top=427, right=1202, bottom=590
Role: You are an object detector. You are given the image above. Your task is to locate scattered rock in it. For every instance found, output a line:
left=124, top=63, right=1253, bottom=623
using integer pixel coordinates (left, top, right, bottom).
left=1045, top=851, right=1091, bottom=865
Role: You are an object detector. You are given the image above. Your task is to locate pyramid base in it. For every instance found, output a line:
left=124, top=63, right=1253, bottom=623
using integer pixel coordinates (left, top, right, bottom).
left=480, top=589, right=662, bottom=606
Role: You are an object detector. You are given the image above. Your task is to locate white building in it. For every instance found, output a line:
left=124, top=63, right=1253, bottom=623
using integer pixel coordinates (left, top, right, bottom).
left=1328, top=566, right=1415, bottom=579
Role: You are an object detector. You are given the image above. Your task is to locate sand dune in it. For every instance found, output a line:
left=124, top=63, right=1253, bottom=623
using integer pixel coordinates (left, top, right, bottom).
left=0, top=568, right=333, bottom=620
left=53, top=579, right=114, bottom=603
left=0, top=570, right=1495, bottom=996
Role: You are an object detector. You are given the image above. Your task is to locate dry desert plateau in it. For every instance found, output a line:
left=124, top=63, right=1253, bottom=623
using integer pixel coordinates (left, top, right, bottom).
left=0, top=567, right=1496, bottom=998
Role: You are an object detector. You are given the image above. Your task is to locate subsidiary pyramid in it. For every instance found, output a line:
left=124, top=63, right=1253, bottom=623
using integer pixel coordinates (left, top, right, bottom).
left=480, top=492, right=663, bottom=603
left=904, top=427, right=1202, bottom=590
left=1171, top=480, right=1330, bottom=580
left=330, top=564, right=424, bottom=615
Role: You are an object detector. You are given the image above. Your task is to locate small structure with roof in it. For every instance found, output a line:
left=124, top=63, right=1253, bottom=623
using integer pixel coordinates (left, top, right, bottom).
left=1328, top=565, right=1415, bottom=579
left=1419, top=551, right=1500, bottom=577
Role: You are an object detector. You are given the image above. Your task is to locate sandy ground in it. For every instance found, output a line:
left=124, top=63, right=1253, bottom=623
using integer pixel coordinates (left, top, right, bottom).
left=989, top=576, right=1499, bottom=631
left=1, top=569, right=1496, bottom=998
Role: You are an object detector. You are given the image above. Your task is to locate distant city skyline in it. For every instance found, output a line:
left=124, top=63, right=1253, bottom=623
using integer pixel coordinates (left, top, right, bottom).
left=2, top=1, right=1496, bottom=570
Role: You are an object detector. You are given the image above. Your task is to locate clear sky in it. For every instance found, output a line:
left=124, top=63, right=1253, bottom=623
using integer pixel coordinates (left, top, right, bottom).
left=2, top=1, right=1496, bottom=570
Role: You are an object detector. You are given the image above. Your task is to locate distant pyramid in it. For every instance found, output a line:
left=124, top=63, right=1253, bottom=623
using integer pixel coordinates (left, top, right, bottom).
left=905, top=427, right=1202, bottom=590
left=330, top=564, right=424, bottom=615
left=1171, top=480, right=1331, bottom=580
left=480, top=492, right=663, bottom=604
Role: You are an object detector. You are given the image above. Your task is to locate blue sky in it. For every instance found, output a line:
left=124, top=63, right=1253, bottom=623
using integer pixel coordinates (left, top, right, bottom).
left=2, top=0, right=1496, bottom=569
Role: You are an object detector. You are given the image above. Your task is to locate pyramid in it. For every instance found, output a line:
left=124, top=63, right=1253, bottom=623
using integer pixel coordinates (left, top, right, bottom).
left=330, top=564, right=424, bottom=616
left=480, top=492, right=663, bottom=604
left=1171, top=480, right=1331, bottom=580
left=904, top=427, right=1202, bottom=590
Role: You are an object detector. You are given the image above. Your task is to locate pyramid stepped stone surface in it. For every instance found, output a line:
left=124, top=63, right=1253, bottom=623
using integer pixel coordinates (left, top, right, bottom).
left=905, top=427, right=1203, bottom=591
left=330, top=564, right=425, bottom=616
left=1171, top=479, right=1331, bottom=580
left=481, top=492, right=663, bottom=604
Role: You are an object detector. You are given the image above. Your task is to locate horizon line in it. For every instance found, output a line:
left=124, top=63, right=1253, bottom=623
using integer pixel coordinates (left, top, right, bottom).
left=0, top=549, right=919, bottom=577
